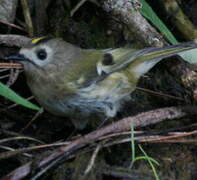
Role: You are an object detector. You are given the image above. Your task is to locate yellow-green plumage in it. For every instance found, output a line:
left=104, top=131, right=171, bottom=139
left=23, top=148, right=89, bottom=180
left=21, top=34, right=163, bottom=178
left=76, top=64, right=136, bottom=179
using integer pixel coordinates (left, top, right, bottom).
left=9, top=38, right=197, bottom=129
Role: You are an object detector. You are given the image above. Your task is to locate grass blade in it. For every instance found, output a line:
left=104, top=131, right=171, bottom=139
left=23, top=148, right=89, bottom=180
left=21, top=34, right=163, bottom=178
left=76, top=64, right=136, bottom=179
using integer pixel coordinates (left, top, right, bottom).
left=0, top=81, right=40, bottom=111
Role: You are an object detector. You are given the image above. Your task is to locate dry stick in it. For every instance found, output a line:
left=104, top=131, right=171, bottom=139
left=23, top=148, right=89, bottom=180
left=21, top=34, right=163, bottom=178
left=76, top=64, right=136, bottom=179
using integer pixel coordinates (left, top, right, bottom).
left=98, top=132, right=194, bottom=151
left=149, top=139, right=197, bottom=143
left=102, top=164, right=153, bottom=179
left=0, top=142, right=70, bottom=161
left=19, top=108, right=44, bottom=133
left=102, top=0, right=166, bottom=47
left=70, top=0, right=99, bottom=17
left=136, top=87, right=185, bottom=101
left=98, top=131, right=143, bottom=141
left=4, top=128, right=194, bottom=161
left=6, top=96, right=34, bottom=110
left=84, top=144, right=101, bottom=175
left=0, top=63, right=23, bottom=69
left=38, top=107, right=185, bottom=166
left=20, top=0, right=34, bottom=37
left=0, top=146, right=32, bottom=158
left=1, top=106, right=186, bottom=180
left=0, top=65, right=22, bottom=86
left=0, top=35, right=30, bottom=47
left=0, top=136, right=43, bottom=145
left=7, top=69, right=21, bottom=87
left=103, top=130, right=197, bottom=146
left=139, top=130, right=197, bottom=143
left=0, top=69, right=9, bottom=73
left=0, top=129, right=27, bottom=137
left=70, top=0, right=88, bottom=17
left=0, top=20, right=26, bottom=32
left=161, top=0, right=197, bottom=40
left=0, top=74, right=10, bottom=79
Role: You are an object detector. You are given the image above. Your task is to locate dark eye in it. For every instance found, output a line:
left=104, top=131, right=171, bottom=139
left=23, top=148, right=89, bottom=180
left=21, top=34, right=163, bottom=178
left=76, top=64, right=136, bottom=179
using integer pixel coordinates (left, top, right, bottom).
left=102, top=53, right=114, bottom=65
left=37, top=49, right=47, bottom=60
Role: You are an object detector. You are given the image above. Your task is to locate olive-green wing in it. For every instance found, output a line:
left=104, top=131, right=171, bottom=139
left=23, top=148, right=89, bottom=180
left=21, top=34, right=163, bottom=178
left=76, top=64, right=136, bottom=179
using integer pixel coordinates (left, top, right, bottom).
left=98, top=41, right=197, bottom=76
left=77, top=41, right=197, bottom=88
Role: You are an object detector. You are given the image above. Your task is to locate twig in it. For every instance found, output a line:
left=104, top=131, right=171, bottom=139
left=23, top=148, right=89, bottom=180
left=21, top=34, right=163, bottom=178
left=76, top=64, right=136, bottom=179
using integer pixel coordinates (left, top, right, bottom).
left=0, top=20, right=26, bottom=32
left=139, top=130, right=197, bottom=142
left=19, top=108, right=44, bottom=133
left=6, top=96, right=34, bottom=110
left=0, top=74, right=10, bottom=79
left=0, top=145, right=32, bottom=158
left=0, top=129, right=26, bottom=137
left=0, top=62, right=23, bottom=69
left=0, top=35, right=30, bottom=47
left=0, top=69, right=9, bottom=73
left=20, top=0, right=34, bottom=36
left=1, top=106, right=187, bottom=180
left=0, top=136, right=43, bottom=145
left=102, top=164, right=153, bottom=179
left=7, top=69, right=21, bottom=87
left=101, top=0, right=165, bottom=47
left=70, top=0, right=99, bottom=17
left=161, top=0, right=197, bottom=40
left=148, top=139, right=197, bottom=143
left=136, top=87, right=185, bottom=101
left=84, top=145, right=101, bottom=175
left=70, top=0, right=88, bottom=17
left=0, top=142, right=70, bottom=161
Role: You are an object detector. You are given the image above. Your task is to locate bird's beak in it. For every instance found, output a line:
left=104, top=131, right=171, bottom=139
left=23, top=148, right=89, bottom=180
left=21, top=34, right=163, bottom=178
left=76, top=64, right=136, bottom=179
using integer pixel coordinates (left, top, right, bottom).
left=4, top=54, right=27, bottom=61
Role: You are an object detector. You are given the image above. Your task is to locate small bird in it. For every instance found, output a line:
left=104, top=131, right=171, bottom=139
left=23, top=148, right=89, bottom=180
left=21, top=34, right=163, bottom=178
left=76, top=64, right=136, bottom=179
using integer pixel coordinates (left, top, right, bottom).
left=6, top=37, right=197, bottom=129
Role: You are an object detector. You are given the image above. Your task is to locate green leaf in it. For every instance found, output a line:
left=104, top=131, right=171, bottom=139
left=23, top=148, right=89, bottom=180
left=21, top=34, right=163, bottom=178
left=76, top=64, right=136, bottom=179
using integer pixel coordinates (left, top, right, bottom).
left=0, top=81, right=40, bottom=111
left=140, top=0, right=178, bottom=44
left=140, top=0, right=197, bottom=64
left=134, top=156, right=160, bottom=166
left=138, top=145, right=160, bottom=180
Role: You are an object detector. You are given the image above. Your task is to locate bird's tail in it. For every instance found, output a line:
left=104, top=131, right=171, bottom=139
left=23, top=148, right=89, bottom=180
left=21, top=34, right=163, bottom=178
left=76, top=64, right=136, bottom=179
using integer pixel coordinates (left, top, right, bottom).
left=128, top=41, right=197, bottom=78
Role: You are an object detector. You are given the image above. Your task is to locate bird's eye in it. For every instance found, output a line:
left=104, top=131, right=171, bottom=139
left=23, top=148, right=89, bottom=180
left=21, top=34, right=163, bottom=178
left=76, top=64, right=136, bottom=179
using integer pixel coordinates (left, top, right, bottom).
left=37, top=49, right=47, bottom=60
left=102, top=53, right=114, bottom=65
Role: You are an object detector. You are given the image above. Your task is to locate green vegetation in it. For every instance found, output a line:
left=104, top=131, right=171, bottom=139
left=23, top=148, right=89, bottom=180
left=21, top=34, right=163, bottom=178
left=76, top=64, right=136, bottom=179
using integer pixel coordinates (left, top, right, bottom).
left=0, top=81, right=40, bottom=111
left=130, top=122, right=160, bottom=180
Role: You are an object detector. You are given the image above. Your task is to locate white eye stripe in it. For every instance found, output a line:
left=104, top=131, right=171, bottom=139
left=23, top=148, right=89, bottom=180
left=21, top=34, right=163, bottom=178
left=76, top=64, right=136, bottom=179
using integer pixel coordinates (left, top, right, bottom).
left=96, top=61, right=115, bottom=76
left=96, top=61, right=103, bottom=75
left=20, top=45, right=53, bottom=67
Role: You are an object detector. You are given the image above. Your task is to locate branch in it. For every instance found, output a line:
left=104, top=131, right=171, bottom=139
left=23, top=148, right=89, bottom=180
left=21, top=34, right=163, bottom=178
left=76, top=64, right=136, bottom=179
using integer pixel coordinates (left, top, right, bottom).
left=1, top=106, right=187, bottom=180
left=0, top=34, right=30, bottom=47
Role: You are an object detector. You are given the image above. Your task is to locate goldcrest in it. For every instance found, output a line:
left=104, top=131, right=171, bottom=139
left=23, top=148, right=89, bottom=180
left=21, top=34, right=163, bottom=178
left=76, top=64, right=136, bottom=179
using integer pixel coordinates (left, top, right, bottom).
left=6, top=37, right=197, bottom=129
